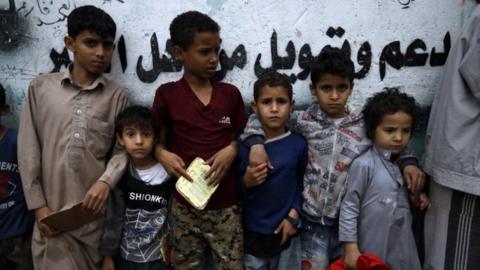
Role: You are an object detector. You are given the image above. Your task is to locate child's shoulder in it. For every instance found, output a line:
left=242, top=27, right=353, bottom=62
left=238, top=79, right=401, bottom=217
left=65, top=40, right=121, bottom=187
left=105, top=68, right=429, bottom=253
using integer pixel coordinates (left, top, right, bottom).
left=288, top=131, right=308, bottom=146
left=350, top=147, right=375, bottom=169
left=213, top=81, right=241, bottom=95
left=102, top=77, right=128, bottom=93
left=155, top=81, right=178, bottom=93
left=30, top=72, right=63, bottom=89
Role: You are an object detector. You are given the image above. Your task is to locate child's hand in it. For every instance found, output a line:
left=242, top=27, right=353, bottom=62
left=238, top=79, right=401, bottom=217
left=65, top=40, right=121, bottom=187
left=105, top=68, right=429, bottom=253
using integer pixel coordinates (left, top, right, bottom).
left=102, top=256, right=115, bottom=270
left=205, top=143, right=237, bottom=186
left=157, top=148, right=193, bottom=181
left=403, top=165, right=425, bottom=194
left=83, top=181, right=110, bottom=215
left=34, top=206, right=60, bottom=237
left=275, top=210, right=298, bottom=245
left=409, top=192, right=431, bottom=210
left=244, top=163, right=269, bottom=188
left=344, top=242, right=361, bottom=270
left=418, top=192, right=431, bottom=210
left=249, top=144, right=273, bottom=169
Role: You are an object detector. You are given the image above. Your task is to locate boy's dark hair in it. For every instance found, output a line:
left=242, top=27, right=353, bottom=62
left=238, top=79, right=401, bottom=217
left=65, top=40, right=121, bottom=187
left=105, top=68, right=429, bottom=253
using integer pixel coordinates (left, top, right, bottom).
left=169, top=11, right=220, bottom=49
left=67, top=5, right=116, bottom=39
left=115, top=105, right=155, bottom=137
left=0, top=84, right=5, bottom=108
left=253, top=71, right=293, bottom=101
left=362, top=87, right=419, bottom=140
left=311, top=46, right=355, bottom=86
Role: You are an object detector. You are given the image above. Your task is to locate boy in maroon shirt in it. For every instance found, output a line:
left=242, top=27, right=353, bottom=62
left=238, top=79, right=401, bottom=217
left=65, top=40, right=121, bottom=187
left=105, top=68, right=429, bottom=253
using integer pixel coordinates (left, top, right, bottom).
left=152, top=11, right=246, bottom=270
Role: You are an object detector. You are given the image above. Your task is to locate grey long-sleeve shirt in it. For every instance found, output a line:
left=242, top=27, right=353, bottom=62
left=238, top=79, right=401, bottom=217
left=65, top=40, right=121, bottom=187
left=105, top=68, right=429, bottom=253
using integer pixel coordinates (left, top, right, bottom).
left=339, top=147, right=421, bottom=270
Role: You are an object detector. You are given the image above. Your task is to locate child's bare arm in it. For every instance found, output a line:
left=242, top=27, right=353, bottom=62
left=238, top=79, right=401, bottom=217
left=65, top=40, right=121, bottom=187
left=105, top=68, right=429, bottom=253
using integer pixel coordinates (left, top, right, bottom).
left=102, top=256, right=115, bottom=270
left=154, top=128, right=193, bottom=181
left=344, top=242, right=361, bottom=270
left=205, top=141, right=237, bottom=186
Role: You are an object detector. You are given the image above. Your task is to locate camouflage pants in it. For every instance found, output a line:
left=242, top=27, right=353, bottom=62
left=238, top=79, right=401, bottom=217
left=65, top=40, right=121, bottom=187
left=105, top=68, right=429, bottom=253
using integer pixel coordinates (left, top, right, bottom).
left=170, top=199, right=244, bottom=270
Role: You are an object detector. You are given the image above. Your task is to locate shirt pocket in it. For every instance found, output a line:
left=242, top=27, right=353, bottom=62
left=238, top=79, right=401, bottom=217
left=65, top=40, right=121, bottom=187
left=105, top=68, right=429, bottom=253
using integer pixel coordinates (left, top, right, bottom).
left=87, top=117, right=114, bottom=159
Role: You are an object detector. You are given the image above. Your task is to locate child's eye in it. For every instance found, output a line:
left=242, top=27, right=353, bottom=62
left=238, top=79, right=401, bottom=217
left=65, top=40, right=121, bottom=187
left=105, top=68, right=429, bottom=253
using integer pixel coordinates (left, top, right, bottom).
left=126, top=132, right=135, bottom=138
left=143, top=131, right=153, bottom=137
left=261, top=99, right=272, bottom=105
left=276, top=98, right=289, bottom=104
left=320, top=85, right=333, bottom=92
left=402, top=128, right=412, bottom=134
left=384, top=127, right=396, bottom=133
left=84, top=40, right=97, bottom=47
left=199, top=49, right=210, bottom=55
left=337, top=84, right=349, bottom=92
left=103, top=42, right=114, bottom=50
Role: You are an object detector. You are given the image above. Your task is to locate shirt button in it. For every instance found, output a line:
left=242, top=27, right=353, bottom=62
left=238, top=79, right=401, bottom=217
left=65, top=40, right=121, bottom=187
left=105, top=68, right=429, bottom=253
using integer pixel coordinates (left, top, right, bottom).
left=74, top=133, right=80, bottom=139
left=76, top=109, right=82, bottom=114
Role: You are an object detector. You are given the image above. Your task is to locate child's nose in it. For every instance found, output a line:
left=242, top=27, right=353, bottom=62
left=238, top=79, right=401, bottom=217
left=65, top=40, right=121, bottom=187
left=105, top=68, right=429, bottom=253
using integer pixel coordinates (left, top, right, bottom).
left=330, top=89, right=340, bottom=99
left=393, top=132, right=402, bottom=141
left=210, top=53, right=218, bottom=63
left=271, top=102, right=279, bottom=111
left=95, top=45, right=105, bottom=58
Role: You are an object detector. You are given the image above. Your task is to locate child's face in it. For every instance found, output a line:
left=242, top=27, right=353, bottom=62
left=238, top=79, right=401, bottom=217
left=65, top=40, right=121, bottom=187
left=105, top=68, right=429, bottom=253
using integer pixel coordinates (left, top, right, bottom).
left=174, top=31, right=220, bottom=81
left=310, top=73, right=352, bottom=119
left=64, top=31, right=115, bottom=77
left=118, top=125, right=156, bottom=163
left=251, top=85, right=293, bottom=139
left=374, top=111, right=413, bottom=154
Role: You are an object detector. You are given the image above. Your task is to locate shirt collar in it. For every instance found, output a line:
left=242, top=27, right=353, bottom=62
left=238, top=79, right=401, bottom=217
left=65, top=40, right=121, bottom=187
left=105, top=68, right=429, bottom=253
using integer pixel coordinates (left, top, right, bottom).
left=61, top=64, right=106, bottom=90
left=373, top=145, right=393, bottom=161
left=265, top=131, right=291, bottom=144
left=307, top=103, right=361, bottom=125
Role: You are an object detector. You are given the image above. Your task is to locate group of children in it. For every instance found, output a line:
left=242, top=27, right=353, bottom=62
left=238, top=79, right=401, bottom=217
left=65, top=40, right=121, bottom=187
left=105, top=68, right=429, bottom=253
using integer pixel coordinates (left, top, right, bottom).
left=0, top=4, right=431, bottom=270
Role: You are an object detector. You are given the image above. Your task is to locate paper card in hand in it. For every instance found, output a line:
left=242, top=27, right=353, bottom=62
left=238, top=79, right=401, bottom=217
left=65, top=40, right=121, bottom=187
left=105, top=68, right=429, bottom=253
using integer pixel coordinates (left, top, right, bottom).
left=40, top=202, right=102, bottom=232
left=175, top=157, right=219, bottom=210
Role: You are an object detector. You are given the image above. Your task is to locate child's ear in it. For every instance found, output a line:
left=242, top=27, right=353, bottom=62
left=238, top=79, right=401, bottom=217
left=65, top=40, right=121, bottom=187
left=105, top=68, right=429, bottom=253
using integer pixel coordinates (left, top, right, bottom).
left=309, top=84, right=316, bottom=96
left=290, top=99, right=295, bottom=112
left=250, top=101, right=258, bottom=114
left=64, top=36, right=75, bottom=53
left=117, top=134, right=125, bottom=147
left=173, top=45, right=184, bottom=61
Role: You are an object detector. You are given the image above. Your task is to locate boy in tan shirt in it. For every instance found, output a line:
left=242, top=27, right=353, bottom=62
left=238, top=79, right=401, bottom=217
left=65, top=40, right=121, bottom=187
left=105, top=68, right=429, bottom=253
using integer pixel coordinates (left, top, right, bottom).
left=18, top=6, right=129, bottom=269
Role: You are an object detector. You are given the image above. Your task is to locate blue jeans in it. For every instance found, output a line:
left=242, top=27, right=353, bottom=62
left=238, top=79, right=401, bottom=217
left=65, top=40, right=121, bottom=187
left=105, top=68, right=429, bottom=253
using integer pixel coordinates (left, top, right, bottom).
left=300, top=220, right=342, bottom=270
left=244, top=254, right=280, bottom=270
left=245, top=235, right=301, bottom=270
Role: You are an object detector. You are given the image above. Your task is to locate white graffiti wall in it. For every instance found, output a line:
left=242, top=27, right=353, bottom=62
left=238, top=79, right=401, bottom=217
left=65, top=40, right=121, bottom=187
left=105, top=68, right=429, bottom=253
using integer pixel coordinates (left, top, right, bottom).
left=0, top=0, right=478, bottom=132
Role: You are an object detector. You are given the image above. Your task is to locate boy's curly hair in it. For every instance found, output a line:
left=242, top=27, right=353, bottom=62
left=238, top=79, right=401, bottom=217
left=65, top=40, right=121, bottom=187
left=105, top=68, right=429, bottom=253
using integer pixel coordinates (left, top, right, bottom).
left=115, top=105, right=155, bottom=137
left=362, top=87, right=419, bottom=140
left=253, top=71, right=293, bottom=101
left=68, top=5, right=116, bottom=39
left=310, top=46, right=355, bottom=86
left=169, top=11, right=220, bottom=50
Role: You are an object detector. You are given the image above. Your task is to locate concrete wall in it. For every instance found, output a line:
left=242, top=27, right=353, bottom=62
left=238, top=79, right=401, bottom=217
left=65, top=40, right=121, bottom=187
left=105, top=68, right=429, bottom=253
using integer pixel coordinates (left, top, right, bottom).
left=0, top=0, right=478, bottom=143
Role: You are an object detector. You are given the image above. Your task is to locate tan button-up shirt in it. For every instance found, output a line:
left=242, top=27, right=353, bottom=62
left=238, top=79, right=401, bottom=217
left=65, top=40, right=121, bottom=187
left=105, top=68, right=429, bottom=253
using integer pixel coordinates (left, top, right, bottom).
left=18, top=68, right=129, bottom=211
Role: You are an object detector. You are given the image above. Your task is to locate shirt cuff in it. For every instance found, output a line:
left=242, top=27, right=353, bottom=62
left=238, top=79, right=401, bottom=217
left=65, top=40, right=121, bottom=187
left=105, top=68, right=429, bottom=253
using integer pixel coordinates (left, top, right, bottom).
left=244, top=135, right=265, bottom=147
